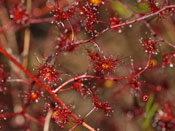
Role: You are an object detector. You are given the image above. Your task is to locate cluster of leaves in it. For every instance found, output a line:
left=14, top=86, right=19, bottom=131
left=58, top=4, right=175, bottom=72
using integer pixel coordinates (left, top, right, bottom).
left=72, top=79, right=113, bottom=116
left=10, top=2, right=29, bottom=24
left=153, top=103, right=175, bottom=130
left=37, top=62, right=60, bottom=87
left=51, top=0, right=104, bottom=33
left=143, top=40, right=157, bottom=54
left=162, top=52, right=175, bottom=67
left=56, top=29, right=78, bottom=53
left=92, top=94, right=112, bottom=116
left=88, top=51, right=119, bottom=74
left=51, top=107, right=71, bottom=129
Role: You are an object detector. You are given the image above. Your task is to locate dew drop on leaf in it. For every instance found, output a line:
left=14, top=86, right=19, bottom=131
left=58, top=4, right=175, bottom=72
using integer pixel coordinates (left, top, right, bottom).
left=169, top=63, right=173, bottom=68
left=129, top=24, right=132, bottom=28
left=118, top=29, right=122, bottom=33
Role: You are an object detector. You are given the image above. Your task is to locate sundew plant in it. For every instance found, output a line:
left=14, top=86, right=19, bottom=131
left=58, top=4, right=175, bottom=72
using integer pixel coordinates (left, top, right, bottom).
left=0, top=0, right=175, bottom=130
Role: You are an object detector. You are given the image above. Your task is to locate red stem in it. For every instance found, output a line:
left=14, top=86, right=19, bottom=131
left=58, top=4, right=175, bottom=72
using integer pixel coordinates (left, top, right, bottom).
left=134, top=53, right=152, bottom=78
left=73, top=4, right=175, bottom=47
left=54, top=53, right=152, bottom=93
left=69, top=107, right=96, bottom=131
left=0, top=44, right=95, bottom=131
left=24, top=113, right=43, bottom=126
left=0, top=112, right=22, bottom=119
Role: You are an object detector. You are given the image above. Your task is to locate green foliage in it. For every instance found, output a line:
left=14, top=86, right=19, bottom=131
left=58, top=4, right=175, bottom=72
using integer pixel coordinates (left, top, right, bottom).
left=143, top=94, right=158, bottom=130
left=111, top=1, right=151, bottom=19
left=111, top=1, right=132, bottom=18
left=129, top=2, right=151, bottom=14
